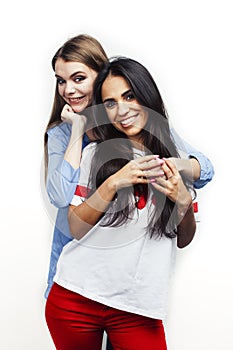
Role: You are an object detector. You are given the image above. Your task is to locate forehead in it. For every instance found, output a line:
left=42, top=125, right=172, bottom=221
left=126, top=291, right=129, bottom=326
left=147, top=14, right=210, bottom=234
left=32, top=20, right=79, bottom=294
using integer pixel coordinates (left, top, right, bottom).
left=55, top=58, right=92, bottom=77
left=102, top=75, right=130, bottom=98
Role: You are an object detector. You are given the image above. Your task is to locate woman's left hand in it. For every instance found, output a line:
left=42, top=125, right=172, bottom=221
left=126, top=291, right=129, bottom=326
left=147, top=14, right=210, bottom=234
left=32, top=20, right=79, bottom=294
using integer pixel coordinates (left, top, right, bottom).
left=151, top=158, right=192, bottom=209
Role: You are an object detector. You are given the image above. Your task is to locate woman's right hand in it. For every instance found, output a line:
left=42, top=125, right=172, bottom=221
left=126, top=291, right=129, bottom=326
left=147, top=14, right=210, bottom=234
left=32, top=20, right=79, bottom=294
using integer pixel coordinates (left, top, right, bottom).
left=109, top=155, right=165, bottom=191
left=62, top=104, right=87, bottom=170
left=61, top=104, right=87, bottom=127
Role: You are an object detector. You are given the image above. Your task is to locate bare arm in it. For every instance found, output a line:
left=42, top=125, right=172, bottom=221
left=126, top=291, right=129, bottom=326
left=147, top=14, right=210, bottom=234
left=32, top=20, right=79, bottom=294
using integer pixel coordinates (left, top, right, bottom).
left=151, top=158, right=196, bottom=248
left=169, top=157, right=201, bottom=183
left=61, top=104, right=87, bottom=170
left=68, top=176, right=117, bottom=239
left=170, top=127, right=214, bottom=188
left=68, top=155, right=164, bottom=239
left=176, top=203, right=196, bottom=248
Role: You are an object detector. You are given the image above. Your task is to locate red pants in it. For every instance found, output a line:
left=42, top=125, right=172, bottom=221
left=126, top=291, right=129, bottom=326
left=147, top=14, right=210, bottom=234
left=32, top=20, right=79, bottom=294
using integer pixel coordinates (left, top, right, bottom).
left=45, top=283, right=167, bottom=350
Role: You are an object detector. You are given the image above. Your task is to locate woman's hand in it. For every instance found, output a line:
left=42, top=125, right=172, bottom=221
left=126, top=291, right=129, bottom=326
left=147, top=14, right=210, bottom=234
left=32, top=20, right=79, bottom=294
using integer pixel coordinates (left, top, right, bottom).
left=109, top=155, right=165, bottom=191
left=151, top=158, right=195, bottom=248
left=168, top=157, right=201, bottom=183
left=62, top=104, right=87, bottom=170
left=61, top=104, right=87, bottom=127
left=69, top=154, right=164, bottom=239
left=151, top=158, right=192, bottom=210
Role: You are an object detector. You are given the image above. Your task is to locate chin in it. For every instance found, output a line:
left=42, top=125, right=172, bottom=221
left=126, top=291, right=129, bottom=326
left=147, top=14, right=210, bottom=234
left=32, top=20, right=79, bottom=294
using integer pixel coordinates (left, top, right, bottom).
left=72, top=105, right=87, bottom=113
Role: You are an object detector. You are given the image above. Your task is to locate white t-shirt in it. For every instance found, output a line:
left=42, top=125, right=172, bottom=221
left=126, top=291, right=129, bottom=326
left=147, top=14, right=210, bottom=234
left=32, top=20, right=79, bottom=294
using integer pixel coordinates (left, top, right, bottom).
left=54, top=143, right=177, bottom=320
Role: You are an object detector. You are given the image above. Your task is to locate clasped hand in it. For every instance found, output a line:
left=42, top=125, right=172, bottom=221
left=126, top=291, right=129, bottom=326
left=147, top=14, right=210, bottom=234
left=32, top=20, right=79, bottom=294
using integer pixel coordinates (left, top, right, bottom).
left=110, top=155, right=192, bottom=207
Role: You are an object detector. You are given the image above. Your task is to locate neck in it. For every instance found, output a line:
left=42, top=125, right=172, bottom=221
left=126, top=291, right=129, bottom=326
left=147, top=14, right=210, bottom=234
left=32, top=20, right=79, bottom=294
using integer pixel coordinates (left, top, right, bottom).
left=130, top=138, right=144, bottom=151
left=86, top=129, right=97, bottom=141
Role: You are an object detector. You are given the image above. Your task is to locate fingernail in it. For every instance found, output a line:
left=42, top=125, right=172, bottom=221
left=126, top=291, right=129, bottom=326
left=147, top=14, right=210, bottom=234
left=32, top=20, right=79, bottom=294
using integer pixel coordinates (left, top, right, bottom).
left=157, top=160, right=164, bottom=165
left=150, top=178, right=156, bottom=183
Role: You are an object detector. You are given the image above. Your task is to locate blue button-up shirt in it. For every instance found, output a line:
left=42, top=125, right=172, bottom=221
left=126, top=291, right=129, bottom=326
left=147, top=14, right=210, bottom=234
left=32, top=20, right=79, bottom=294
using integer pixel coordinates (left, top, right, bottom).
left=44, top=122, right=214, bottom=297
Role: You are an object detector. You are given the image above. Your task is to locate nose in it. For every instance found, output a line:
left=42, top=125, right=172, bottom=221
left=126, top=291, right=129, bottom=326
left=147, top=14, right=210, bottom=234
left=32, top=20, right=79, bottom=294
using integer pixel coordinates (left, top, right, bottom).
left=118, top=102, right=130, bottom=116
left=64, top=81, right=76, bottom=95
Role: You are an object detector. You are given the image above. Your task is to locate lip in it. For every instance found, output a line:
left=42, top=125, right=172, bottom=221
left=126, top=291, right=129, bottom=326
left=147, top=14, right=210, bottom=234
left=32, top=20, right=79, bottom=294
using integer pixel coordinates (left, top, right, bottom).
left=67, top=96, right=86, bottom=104
left=117, top=114, right=139, bottom=127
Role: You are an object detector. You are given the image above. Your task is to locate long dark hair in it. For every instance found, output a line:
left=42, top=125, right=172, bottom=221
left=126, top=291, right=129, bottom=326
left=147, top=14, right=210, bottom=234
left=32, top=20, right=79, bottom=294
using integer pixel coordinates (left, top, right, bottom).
left=89, top=57, right=183, bottom=238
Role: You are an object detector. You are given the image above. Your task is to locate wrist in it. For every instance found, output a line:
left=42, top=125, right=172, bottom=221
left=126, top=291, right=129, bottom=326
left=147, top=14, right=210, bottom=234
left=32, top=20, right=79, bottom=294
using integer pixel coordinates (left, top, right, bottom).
left=169, top=157, right=189, bottom=173
left=72, top=117, right=86, bottom=129
left=177, top=195, right=193, bottom=218
left=106, top=174, right=118, bottom=194
left=189, top=157, right=201, bottom=181
left=70, top=121, right=86, bottom=140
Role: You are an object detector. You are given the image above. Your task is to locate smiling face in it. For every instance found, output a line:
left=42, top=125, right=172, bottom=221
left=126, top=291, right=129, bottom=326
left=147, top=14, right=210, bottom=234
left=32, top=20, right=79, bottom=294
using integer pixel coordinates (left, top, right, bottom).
left=55, top=58, right=97, bottom=113
left=101, top=75, right=148, bottom=143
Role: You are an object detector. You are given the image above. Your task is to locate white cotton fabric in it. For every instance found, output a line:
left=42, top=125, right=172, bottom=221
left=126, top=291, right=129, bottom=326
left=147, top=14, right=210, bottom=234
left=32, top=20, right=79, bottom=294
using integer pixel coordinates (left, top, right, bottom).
left=54, top=143, right=177, bottom=320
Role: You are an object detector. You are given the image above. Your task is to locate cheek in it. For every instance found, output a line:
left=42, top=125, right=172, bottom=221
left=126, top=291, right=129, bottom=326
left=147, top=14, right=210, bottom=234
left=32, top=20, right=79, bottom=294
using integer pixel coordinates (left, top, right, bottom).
left=105, top=110, right=116, bottom=125
left=84, top=80, right=95, bottom=95
left=57, top=85, right=64, bottom=97
left=142, top=112, right=149, bottom=126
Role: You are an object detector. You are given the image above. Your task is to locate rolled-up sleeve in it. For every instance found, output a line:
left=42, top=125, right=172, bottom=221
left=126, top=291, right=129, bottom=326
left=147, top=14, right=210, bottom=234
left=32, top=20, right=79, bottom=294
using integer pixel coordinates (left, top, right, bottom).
left=171, top=128, right=214, bottom=189
left=187, top=150, right=214, bottom=189
left=46, top=125, right=80, bottom=208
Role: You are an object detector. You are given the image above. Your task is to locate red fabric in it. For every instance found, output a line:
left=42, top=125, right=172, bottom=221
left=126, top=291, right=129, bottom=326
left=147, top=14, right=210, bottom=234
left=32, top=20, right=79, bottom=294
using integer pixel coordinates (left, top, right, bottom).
left=74, top=185, right=90, bottom=198
left=193, top=201, right=198, bottom=213
left=45, top=283, right=167, bottom=350
left=134, top=189, right=148, bottom=210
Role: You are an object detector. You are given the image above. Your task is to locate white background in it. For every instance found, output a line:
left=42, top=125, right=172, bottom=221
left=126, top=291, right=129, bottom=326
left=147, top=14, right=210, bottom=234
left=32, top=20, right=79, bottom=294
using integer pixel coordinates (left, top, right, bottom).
left=0, top=0, right=232, bottom=349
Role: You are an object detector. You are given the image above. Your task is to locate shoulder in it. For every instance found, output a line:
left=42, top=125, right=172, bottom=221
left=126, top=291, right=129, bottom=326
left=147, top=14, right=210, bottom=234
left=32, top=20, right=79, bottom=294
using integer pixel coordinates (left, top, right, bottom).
left=81, top=142, right=97, bottom=160
left=47, top=122, right=72, bottom=139
left=78, top=142, right=97, bottom=183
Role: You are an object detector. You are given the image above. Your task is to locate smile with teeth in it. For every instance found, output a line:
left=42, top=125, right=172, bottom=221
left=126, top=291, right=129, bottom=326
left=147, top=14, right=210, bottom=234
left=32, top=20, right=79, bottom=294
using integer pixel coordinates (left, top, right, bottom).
left=69, top=96, right=85, bottom=103
left=118, top=114, right=138, bottom=126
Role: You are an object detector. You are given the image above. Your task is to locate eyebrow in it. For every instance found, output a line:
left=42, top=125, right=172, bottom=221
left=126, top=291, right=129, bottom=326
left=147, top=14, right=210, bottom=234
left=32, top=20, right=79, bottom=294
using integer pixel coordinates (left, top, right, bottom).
left=103, top=89, right=132, bottom=103
left=55, top=71, right=86, bottom=79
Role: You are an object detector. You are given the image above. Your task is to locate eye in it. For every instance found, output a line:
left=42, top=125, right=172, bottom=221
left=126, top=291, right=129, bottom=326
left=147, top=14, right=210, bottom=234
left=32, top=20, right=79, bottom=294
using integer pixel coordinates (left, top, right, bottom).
left=104, top=100, right=117, bottom=109
left=57, top=78, right=65, bottom=85
left=74, top=75, right=85, bottom=83
left=125, top=92, right=135, bottom=101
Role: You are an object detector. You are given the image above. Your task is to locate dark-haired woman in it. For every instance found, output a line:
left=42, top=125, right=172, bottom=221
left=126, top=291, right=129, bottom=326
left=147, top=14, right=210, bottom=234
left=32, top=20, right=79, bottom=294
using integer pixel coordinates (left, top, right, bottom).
left=45, top=57, right=207, bottom=349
